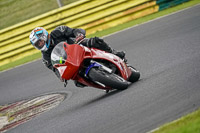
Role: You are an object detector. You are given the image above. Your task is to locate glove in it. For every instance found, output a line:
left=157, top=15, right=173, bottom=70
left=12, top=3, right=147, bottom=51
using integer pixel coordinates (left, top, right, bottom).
left=75, top=33, right=85, bottom=44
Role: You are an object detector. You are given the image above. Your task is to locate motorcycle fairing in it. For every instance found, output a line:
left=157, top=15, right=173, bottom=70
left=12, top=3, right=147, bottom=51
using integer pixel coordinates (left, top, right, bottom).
left=53, top=43, right=132, bottom=85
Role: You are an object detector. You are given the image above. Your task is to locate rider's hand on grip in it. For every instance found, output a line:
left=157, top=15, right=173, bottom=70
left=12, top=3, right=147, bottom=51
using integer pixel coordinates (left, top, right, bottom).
left=75, top=33, right=85, bottom=44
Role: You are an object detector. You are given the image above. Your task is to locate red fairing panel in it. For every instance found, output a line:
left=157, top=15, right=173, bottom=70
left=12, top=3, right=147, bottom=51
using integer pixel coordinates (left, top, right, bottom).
left=61, top=43, right=86, bottom=80
left=56, top=43, right=132, bottom=83
left=89, top=48, right=132, bottom=80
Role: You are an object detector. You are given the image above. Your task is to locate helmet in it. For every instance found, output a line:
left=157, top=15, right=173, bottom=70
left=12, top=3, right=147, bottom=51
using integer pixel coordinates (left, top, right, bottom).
left=29, top=27, right=50, bottom=51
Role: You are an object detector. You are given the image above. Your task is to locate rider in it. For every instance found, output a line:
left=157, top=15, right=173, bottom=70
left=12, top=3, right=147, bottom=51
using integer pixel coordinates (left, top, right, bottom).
left=29, top=26, right=125, bottom=86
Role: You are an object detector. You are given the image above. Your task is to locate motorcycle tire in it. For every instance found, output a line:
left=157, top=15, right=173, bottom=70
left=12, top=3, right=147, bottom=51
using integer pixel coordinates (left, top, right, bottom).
left=128, top=66, right=140, bottom=83
left=88, top=68, right=129, bottom=90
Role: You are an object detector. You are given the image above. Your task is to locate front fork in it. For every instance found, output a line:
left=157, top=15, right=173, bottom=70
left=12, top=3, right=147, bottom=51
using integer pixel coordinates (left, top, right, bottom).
left=85, top=60, right=113, bottom=77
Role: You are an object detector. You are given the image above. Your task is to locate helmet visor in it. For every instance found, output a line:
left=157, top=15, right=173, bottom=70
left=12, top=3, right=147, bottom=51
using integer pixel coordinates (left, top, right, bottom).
left=34, top=39, right=45, bottom=50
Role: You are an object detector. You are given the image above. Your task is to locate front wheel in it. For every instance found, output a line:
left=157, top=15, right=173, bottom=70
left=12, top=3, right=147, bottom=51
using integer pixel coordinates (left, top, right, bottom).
left=88, top=68, right=129, bottom=90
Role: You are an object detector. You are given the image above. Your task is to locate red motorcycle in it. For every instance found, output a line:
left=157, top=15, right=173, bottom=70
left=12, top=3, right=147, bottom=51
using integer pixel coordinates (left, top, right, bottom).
left=51, top=41, right=140, bottom=92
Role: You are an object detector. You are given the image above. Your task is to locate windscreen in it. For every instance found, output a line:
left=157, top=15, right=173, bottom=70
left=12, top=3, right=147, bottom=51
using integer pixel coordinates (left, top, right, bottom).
left=51, top=42, right=67, bottom=66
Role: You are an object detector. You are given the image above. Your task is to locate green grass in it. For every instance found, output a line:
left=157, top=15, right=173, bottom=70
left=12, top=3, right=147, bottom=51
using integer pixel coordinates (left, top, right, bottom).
left=0, top=0, right=80, bottom=30
left=0, top=0, right=200, bottom=72
left=152, top=108, right=200, bottom=133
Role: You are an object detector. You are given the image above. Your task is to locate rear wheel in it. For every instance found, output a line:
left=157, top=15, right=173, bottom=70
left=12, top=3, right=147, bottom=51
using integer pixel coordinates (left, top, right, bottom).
left=128, top=66, right=140, bottom=83
left=88, top=68, right=129, bottom=90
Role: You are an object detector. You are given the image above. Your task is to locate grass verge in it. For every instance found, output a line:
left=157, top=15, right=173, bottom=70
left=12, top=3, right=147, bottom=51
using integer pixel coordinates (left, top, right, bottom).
left=0, top=0, right=199, bottom=72
left=0, top=0, right=80, bottom=29
left=152, top=108, right=200, bottom=133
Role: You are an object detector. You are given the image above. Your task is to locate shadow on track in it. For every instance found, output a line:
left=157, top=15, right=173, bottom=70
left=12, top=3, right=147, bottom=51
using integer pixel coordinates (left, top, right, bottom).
left=48, top=81, right=143, bottom=121
left=82, top=89, right=123, bottom=106
left=50, top=89, right=125, bottom=120
left=68, top=89, right=123, bottom=113
left=67, top=80, right=142, bottom=113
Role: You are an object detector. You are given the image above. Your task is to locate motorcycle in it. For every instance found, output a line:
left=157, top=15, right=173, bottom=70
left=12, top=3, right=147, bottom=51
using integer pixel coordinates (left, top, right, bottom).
left=51, top=39, right=140, bottom=92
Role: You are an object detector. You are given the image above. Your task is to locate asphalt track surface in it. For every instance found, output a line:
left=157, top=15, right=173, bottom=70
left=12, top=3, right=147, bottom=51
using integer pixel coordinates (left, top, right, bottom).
left=1, top=5, right=200, bottom=133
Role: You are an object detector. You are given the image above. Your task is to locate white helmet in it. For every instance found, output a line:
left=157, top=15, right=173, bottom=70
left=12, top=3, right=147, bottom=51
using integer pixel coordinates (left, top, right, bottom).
left=29, top=27, right=51, bottom=51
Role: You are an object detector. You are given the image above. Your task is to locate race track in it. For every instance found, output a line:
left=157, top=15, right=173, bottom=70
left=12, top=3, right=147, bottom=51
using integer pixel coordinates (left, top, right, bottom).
left=0, top=4, right=200, bottom=133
